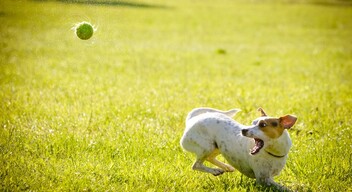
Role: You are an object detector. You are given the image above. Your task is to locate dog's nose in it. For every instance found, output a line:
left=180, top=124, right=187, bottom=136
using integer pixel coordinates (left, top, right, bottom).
left=242, top=129, right=248, bottom=136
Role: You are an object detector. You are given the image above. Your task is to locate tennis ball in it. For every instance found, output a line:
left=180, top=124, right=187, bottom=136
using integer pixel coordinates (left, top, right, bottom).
left=75, top=22, right=94, bottom=40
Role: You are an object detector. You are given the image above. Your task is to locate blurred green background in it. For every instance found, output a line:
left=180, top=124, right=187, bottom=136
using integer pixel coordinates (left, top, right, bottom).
left=0, top=0, right=351, bottom=191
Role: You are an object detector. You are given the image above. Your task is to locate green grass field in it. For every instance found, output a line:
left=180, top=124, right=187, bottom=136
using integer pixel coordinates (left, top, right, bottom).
left=1, top=0, right=351, bottom=191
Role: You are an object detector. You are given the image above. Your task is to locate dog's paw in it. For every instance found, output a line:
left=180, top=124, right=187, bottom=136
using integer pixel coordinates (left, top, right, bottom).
left=224, top=165, right=235, bottom=172
left=212, top=169, right=225, bottom=176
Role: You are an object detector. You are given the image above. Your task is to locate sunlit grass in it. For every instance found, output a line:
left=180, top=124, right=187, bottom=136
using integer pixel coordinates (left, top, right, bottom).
left=1, top=0, right=351, bottom=191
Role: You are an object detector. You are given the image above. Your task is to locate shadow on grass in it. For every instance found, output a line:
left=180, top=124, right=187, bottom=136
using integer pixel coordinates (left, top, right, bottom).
left=290, top=0, right=352, bottom=7
left=33, top=0, right=171, bottom=9
left=234, top=177, right=307, bottom=192
left=310, top=0, right=352, bottom=6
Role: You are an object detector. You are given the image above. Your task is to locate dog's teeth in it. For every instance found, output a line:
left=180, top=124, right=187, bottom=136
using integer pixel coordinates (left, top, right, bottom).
left=251, top=139, right=264, bottom=154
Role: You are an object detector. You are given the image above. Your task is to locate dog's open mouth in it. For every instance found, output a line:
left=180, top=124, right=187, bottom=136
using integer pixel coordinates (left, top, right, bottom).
left=251, top=138, right=264, bottom=155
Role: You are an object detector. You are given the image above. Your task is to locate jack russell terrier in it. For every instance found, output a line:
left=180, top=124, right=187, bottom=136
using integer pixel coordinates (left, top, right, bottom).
left=180, top=107, right=297, bottom=189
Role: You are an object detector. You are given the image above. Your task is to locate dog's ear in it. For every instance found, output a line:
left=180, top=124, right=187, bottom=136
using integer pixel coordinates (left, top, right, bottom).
left=257, top=108, right=267, bottom=117
left=279, top=115, right=297, bottom=129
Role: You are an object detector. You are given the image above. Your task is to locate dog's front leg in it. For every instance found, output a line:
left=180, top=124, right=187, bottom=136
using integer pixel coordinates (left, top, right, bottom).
left=256, top=176, right=274, bottom=185
left=256, top=177, right=291, bottom=192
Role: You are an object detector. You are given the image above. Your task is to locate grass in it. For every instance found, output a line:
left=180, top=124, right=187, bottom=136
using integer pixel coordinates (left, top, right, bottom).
left=1, top=0, right=351, bottom=191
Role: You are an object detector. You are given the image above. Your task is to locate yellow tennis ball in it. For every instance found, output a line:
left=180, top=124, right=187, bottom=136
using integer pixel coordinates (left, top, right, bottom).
left=75, top=22, right=95, bottom=40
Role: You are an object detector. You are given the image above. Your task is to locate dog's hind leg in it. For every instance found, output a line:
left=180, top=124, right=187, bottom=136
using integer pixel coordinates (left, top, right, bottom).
left=206, top=150, right=235, bottom=172
left=189, top=147, right=225, bottom=176
left=192, top=158, right=225, bottom=176
left=181, top=132, right=226, bottom=176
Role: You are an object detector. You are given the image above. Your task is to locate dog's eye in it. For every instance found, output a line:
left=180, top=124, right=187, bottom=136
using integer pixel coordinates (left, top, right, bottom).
left=259, top=122, right=267, bottom=127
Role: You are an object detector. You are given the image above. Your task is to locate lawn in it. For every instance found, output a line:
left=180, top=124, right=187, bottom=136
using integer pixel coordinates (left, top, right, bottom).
left=0, top=0, right=351, bottom=191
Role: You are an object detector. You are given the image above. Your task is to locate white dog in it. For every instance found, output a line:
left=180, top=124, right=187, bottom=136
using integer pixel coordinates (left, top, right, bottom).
left=180, top=107, right=297, bottom=188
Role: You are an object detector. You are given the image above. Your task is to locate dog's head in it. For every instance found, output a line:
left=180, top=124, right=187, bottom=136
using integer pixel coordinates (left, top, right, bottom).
left=241, top=108, right=297, bottom=155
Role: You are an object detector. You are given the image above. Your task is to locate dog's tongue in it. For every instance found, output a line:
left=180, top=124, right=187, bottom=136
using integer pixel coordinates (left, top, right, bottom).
left=251, top=138, right=264, bottom=155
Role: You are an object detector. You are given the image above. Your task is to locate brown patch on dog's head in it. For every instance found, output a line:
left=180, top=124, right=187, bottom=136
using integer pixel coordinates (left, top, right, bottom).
left=258, top=118, right=284, bottom=139
left=258, top=115, right=297, bottom=139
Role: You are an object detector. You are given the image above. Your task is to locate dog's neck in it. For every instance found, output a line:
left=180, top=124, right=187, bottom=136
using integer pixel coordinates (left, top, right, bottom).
left=264, top=130, right=292, bottom=158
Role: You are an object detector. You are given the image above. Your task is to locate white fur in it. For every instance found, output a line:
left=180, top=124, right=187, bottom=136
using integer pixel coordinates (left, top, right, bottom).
left=180, top=107, right=293, bottom=188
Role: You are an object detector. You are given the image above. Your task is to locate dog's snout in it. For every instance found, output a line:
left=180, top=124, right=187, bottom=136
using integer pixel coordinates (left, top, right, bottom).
left=242, top=129, right=249, bottom=136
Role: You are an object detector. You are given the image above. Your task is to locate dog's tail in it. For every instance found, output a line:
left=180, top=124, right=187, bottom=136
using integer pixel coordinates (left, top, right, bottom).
left=186, top=107, right=241, bottom=122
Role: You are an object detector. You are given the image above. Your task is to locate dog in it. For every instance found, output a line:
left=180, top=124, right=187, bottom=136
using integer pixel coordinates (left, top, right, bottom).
left=180, top=107, right=297, bottom=188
